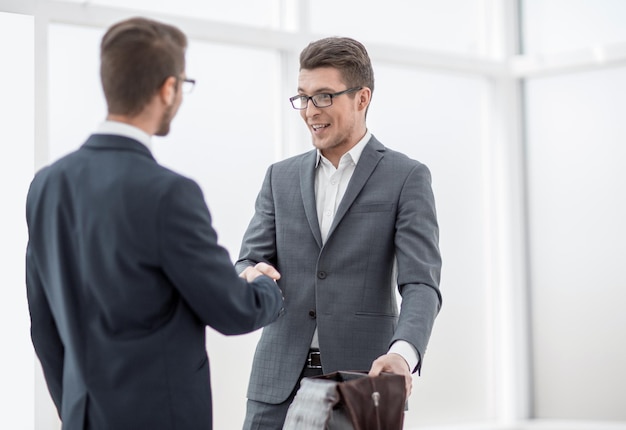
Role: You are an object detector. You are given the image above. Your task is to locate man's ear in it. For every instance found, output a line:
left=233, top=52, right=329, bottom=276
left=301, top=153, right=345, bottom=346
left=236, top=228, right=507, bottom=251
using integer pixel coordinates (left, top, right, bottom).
left=159, top=76, right=177, bottom=105
left=357, top=87, right=371, bottom=111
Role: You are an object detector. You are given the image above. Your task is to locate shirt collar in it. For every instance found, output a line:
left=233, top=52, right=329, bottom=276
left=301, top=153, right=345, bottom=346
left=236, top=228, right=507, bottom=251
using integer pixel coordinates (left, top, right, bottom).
left=95, top=120, right=152, bottom=150
left=315, top=130, right=372, bottom=168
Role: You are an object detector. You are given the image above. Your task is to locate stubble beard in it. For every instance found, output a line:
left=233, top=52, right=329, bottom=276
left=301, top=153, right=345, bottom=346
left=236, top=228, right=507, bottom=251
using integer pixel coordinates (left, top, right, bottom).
left=155, top=104, right=174, bottom=137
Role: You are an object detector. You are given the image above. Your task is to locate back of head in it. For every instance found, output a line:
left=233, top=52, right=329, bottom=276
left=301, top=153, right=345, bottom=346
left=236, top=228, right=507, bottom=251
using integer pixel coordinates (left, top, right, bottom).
left=100, top=17, right=187, bottom=117
left=299, top=37, right=375, bottom=94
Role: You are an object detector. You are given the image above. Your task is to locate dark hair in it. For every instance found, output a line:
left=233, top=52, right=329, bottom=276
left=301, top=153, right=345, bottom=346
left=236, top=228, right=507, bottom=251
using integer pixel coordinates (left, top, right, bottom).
left=299, top=37, right=374, bottom=94
left=100, top=17, right=187, bottom=116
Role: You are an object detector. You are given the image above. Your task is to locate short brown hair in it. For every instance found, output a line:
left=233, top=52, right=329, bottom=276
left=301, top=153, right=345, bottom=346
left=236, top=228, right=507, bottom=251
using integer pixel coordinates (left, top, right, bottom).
left=100, top=17, right=187, bottom=116
left=299, top=37, right=374, bottom=94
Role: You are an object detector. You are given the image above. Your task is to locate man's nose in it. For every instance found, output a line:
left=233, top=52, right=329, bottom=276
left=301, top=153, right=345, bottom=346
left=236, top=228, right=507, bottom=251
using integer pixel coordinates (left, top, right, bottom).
left=304, top=98, right=322, bottom=115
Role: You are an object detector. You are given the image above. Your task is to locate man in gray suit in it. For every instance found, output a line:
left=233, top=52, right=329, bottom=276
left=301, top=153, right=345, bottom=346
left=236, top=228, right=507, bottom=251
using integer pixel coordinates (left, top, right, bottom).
left=26, top=17, right=283, bottom=429
left=237, top=36, right=442, bottom=429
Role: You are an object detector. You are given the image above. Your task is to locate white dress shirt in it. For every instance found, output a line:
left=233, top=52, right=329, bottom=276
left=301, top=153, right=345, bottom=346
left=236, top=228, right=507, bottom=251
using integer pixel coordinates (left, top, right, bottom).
left=95, top=120, right=152, bottom=150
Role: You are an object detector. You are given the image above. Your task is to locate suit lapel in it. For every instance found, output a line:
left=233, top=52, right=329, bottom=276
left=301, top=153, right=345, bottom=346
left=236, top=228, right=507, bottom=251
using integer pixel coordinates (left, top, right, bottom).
left=326, top=137, right=385, bottom=241
left=300, top=150, right=323, bottom=248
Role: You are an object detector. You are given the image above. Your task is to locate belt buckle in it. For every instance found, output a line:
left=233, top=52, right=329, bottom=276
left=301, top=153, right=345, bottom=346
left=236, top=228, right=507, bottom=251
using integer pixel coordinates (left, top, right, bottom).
left=307, top=351, right=322, bottom=369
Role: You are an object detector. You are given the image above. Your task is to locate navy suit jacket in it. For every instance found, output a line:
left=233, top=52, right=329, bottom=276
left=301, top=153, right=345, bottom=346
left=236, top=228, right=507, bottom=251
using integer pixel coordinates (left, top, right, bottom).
left=25, top=134, right=283, bottom=429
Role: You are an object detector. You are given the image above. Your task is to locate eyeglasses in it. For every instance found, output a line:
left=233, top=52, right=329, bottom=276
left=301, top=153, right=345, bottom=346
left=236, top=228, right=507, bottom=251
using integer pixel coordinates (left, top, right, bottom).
left=178, top=77, right=196, bottom=94
left=289, top=87, right=362, bottom=110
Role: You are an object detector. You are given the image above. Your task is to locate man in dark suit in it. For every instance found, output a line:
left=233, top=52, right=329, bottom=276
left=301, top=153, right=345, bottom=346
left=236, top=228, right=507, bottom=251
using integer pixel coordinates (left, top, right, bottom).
left=25, top=17, right=283, bottom=430
left=237, top=37, right=443, bottom=429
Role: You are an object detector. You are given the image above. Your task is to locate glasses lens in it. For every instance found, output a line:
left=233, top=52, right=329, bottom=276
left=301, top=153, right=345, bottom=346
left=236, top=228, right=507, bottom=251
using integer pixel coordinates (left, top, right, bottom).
left=291, top=96, right=307, bottom=109
left=311, top=94, right=332, bottom=108
left=182, top=79, right=195, bottom=94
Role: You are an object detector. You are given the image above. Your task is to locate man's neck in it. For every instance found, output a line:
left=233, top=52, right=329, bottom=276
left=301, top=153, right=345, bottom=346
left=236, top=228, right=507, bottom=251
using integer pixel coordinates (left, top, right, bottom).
left=106, top=113, right=154, bottom=136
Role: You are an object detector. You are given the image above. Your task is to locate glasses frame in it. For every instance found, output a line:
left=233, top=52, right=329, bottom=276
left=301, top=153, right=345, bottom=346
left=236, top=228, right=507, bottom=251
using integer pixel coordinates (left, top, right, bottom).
left=289, top=86, right=363, bottom=110
left=178, top=76, right=196, bottom=94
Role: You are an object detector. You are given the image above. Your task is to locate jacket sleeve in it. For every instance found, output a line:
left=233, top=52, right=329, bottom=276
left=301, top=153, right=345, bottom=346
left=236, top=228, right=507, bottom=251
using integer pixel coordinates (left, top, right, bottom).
left=392, top=163, right=442, bottom=374
left=235, top=165, right=278, bottom=274
left=158, top=176, right=283, bottom=335
left=26, top=244, right=64, bottom=416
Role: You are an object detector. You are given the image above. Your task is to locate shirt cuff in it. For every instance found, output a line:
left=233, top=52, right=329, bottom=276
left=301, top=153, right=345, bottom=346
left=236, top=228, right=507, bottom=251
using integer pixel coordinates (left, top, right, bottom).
left=388, top=340, right=419, bottom=373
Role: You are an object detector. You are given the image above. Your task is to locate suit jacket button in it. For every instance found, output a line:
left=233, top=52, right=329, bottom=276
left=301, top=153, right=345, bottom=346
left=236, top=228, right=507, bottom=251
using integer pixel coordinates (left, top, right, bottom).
left=317, top=271, right=327, bottom=279
left=309, top=310, right=316, bottom=319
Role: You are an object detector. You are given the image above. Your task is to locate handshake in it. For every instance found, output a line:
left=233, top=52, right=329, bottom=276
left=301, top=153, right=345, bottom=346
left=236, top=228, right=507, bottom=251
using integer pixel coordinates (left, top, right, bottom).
left=240, top=262, right=281, bottom=282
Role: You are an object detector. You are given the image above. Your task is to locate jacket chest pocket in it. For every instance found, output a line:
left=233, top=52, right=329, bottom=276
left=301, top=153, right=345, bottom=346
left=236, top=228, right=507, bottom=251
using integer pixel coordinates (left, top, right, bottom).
left=349, top=203, right=394, bottom=213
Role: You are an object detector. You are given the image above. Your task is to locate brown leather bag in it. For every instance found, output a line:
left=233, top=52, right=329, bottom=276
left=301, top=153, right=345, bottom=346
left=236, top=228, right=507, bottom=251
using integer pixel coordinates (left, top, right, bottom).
left=283, top=371, right=406, bottom=430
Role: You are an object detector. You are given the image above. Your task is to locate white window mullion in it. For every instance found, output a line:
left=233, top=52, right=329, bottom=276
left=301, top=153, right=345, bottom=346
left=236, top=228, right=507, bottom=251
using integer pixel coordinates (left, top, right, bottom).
left=482, top=0, right=533, bottom=426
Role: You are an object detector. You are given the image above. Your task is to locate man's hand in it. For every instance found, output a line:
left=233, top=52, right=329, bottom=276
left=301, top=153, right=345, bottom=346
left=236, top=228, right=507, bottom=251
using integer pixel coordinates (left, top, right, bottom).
left=240, top=262, right=281, bottom=282
left=368, top=353, right=412, bottom=398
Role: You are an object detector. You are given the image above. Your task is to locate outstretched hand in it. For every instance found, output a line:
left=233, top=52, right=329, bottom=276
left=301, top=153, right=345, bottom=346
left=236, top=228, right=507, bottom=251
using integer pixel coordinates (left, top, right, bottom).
left=240, top=262, right=281, bottom=282
left=368, top=353, right=412, bottom=398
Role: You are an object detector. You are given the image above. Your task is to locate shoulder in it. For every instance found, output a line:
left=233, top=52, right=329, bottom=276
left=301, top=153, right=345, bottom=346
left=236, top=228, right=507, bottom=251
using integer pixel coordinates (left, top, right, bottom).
left=28, top=148, right=82, bottom=194
left=145, top=164, right=203, bottom=204
left=273, top=150, right=316, bottom=168
left=369, top=136, right=429, bottom=173
left=263, top=149, right=316, bottom=178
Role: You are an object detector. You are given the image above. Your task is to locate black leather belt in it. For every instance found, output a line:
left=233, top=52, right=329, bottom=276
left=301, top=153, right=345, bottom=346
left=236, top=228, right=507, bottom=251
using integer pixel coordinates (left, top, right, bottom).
left=307, top=349, right=322, bottom=369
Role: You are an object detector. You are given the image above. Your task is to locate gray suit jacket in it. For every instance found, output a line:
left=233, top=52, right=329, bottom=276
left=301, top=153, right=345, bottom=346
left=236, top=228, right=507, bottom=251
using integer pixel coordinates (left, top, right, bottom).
left=236, top=135, right=442, bottom=404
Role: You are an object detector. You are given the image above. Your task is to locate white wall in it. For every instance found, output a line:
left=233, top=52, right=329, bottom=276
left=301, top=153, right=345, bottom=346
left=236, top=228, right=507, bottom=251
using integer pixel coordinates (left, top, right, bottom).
left=526, top=66, right=626, bottom=421
left=0, top=11, right=36, bottom=430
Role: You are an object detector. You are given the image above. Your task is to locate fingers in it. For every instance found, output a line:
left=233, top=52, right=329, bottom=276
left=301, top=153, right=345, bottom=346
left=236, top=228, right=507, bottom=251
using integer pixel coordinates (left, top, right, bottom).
left=254, top=262, right=281, bottom=280
left=239, top=266, right=261, bottom=281
left=239, top=263, right=281, bottom=282
left=368, top=356, right=385, bottom=377
left=368, top=353, right=413, bottom=398
left=405, top=374, right=413, bottom=398
left=368, top=353, right=409, bottom=376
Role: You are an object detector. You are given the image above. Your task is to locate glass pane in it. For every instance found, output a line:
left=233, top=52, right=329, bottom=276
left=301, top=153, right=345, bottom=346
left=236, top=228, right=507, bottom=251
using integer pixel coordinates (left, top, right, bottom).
left=49, top=23, right=106, bottom=162
left=526, top=67, right=626, bottom=420
left=0, top=11, right=35, bottom=430
left=522, top=0, right=626, bottom=54
left=87, top=0, right=280, bottom=28
left=310, top=0, right=484, bottom=56
left=153, top=42, right=279, bottom=265
left=368, top=65, right=491, bottom=426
